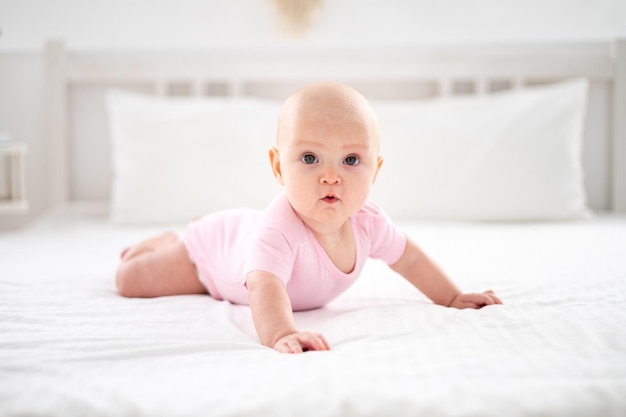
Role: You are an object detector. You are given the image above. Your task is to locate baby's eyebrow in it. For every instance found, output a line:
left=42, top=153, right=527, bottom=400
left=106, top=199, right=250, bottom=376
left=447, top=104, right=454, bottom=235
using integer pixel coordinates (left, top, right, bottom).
left=293, top=140, right=371, bottom=151
left=293, top=140, right=323, bottom=148
left=342, top=143, right=370, bottom=150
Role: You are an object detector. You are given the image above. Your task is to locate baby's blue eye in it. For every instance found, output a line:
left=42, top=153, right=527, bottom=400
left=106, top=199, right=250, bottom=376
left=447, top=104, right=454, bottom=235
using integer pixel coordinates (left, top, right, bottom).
left=301, top=154, right=318, bottom=164
left=344, top=155, right=360, bottom=166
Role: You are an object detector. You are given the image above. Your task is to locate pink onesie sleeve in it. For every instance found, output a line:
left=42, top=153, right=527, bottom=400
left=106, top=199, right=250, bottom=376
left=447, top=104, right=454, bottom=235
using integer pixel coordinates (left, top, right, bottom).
left=241, top=192, right=306, bottom=288
left=243, top=227, right=294, bottom=287
left=358, top=200, right=407, bottom=265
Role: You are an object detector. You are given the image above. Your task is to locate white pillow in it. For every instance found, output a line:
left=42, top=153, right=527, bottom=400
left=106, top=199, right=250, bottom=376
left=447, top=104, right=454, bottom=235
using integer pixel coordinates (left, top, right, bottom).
left=370, top=78, right=590, bottom=221
left=107, top=92, right=282, bottom=223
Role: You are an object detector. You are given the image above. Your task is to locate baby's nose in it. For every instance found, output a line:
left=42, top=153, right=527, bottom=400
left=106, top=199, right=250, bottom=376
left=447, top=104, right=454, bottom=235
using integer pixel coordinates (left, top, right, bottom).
left=321, top=166, right=340, bottom=184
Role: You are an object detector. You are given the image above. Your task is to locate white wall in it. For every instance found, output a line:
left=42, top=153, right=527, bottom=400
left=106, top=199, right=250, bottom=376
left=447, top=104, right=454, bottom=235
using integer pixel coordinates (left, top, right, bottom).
left=0, top=0, right=625, bottom=230
left=1, top=0, right=625, bottom=52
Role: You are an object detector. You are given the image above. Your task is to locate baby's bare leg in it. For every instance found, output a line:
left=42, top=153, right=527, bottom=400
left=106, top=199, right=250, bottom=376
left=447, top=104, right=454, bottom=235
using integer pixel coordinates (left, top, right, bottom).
left=116, top=232, right=207, bottom=298
left=120, top=232, right=178, bottom=261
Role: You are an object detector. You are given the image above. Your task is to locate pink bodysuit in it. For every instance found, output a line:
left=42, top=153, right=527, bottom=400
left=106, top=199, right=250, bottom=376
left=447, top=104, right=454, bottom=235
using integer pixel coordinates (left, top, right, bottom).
left=181, top=192, right=407, bottom=311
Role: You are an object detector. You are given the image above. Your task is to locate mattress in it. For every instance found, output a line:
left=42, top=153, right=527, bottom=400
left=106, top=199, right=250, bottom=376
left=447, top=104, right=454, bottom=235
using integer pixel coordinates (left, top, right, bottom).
left=1, top=203, right=625, bottom=417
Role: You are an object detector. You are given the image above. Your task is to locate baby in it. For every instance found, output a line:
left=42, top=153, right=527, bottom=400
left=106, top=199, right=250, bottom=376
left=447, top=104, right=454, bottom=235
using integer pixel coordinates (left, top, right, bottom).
left=116, top=82, right=502, bottom=353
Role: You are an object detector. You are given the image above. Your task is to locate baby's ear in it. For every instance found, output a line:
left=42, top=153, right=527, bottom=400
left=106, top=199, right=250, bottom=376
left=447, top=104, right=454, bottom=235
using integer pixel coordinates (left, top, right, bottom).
left=372, top=155, right=384, bottom=183
left=268, top=147, right=284, bottom=185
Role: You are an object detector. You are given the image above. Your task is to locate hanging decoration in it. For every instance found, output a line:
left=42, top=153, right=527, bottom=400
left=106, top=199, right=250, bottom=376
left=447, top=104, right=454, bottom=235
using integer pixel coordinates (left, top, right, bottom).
left=272, top=0, right=324, bottom=36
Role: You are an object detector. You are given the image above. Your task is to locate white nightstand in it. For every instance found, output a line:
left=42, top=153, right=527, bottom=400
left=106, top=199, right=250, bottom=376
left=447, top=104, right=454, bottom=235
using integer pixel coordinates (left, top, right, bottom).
left=0, top=133, right=28, bottom=213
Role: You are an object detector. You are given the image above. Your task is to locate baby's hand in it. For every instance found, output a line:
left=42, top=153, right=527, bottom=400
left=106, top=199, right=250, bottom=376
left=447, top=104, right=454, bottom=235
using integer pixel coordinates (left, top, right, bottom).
left=449, top=290, right=503, bottom=309
left=273, top=331, right=331, bottom=354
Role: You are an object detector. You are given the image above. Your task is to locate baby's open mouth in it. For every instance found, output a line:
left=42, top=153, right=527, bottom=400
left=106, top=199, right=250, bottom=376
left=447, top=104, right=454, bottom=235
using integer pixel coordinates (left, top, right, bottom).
left=322, top=195, right=338, bottom=203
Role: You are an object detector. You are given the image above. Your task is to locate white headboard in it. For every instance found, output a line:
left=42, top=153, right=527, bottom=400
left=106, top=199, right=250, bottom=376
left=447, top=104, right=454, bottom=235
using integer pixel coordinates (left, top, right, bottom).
left=45, top=39, right=626, bottom=212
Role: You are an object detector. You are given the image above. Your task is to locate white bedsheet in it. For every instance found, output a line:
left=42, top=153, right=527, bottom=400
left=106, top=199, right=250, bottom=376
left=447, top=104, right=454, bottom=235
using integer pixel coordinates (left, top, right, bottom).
left=1, top=204, right=625, bottom=417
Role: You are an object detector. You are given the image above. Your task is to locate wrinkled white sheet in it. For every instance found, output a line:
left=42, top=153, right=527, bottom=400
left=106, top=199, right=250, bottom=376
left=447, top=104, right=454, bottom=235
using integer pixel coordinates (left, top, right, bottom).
left=1, top=204, right=625, bottom=417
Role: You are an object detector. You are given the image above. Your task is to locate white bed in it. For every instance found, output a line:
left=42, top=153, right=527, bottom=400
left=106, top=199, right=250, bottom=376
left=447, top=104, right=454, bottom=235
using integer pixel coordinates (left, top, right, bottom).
left=1, top=39, right=626, bottom=416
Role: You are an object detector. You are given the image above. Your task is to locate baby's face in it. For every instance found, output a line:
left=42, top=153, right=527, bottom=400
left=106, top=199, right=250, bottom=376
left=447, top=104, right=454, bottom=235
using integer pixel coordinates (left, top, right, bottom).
left=270, top=83, right=382, bottom=230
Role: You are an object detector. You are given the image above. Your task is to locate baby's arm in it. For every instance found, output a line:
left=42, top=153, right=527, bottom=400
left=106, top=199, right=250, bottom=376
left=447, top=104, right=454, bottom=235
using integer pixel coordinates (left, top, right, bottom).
left=390, top=237, right=502, bottom=308
left=246, top=271, right=330, bottom=353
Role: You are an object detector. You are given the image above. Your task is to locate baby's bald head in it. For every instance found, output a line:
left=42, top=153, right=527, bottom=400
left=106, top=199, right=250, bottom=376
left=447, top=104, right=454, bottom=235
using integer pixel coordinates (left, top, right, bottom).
left=276, top=82, right=379, bottom=151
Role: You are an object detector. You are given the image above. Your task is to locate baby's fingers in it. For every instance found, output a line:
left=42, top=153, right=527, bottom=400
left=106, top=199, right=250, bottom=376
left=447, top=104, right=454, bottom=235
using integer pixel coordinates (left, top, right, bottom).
left=451, top=291, right=503, bottom=309
left=463, top=293, right=495, bottom=307
left=274, top=332, right=330, bottom=354
left=483, top=289, right=503, bottom=305
left=278, top=340, right=304, bottom=354
left=300, top=333, right=331, bottom=352
left=466, top=291, right=503, bottom=308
